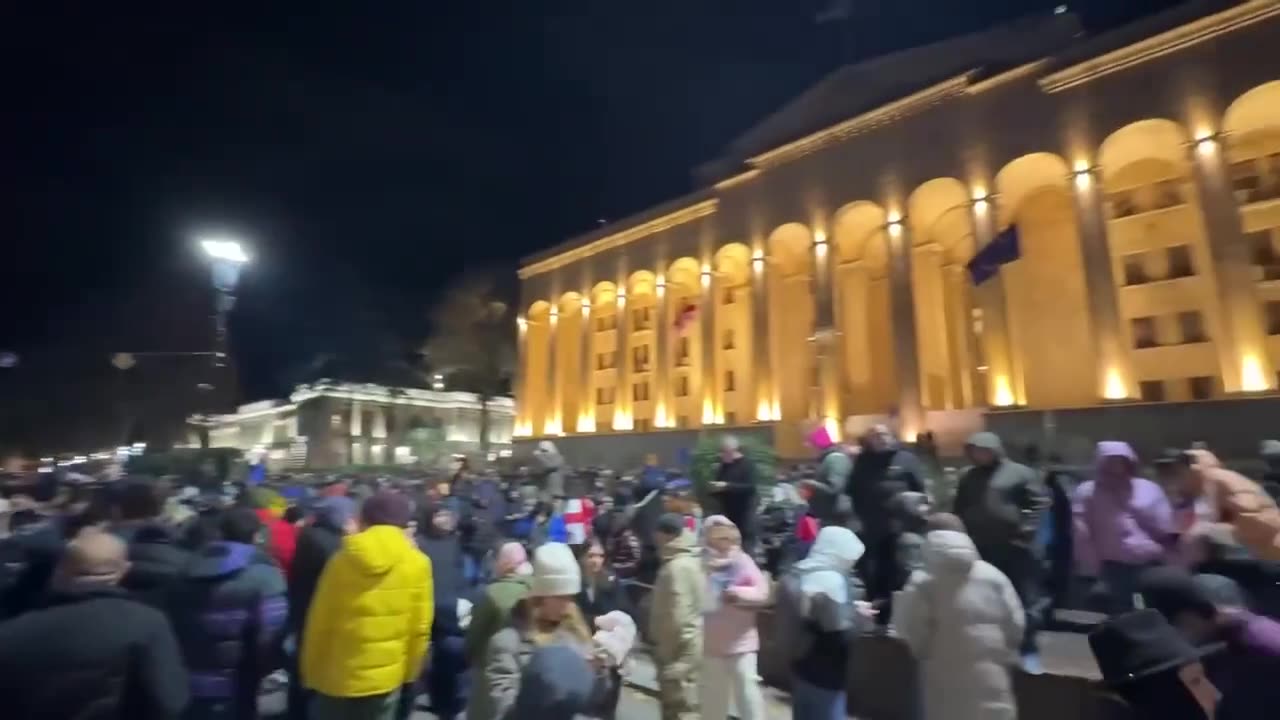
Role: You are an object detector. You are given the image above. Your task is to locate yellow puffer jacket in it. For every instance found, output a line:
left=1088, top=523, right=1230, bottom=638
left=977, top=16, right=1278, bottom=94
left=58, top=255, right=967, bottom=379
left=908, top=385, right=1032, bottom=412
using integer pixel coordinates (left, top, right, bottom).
left=301, top=524, right=434, bottom=697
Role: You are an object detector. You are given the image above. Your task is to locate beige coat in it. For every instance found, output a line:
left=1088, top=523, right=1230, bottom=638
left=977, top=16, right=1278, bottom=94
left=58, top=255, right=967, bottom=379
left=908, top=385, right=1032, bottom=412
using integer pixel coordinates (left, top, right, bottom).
left=1189, top=450, right=1280, bottom=562
left=648, top=529, right=706, bottom=679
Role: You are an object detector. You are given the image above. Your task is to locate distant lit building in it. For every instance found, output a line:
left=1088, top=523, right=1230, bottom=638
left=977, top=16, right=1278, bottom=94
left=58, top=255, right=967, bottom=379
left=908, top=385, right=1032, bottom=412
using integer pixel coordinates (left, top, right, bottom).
left=514, top=3, right=1280, bottom=458
left=187, top=380, right=515, bottom=470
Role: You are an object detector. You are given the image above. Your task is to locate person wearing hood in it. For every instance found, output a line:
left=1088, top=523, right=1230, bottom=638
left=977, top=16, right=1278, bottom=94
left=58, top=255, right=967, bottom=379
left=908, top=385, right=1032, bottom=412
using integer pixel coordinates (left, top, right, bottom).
left=481, top=543, right=634, bottom=720
left=895, top=527, right=1025, bottom=720
left=286, top=496, right=355, bottom=720
left=111, top=480, right=192, bottom=610
left=533, top=441, right=567, bottom=501
left=803, top=425, right=853, bottom=526
left=953, top=431, right=1047, bottom=667
left=302, top=491, right=433, bottom=720
left=465, top=542, right=532, bottom=720
left=1170, top=448, right=1280, bottom=563
left=0, top=530, right=189, bottom=720
left=709, top=435, right=758, bottom=554
left=1089, top=609, right=1220, bottom=720
left=415, top=501, right=470, bottom=720
left=774, top=525, right=868, bottom=720
left=1138, top=567, right=1280, bottom=719
left=650, top=514, right=707, bottom=720
left=168, top=508, right=289, bottom=720
left=1073, top=441, right=1175, bottom=614
left=699, top=516, right=769, bottom=720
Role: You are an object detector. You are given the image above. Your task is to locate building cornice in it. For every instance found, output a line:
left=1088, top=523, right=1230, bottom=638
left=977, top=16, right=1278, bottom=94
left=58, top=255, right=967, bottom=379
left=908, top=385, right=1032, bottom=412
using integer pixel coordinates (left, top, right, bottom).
left=1040, top=0, right=1280, bottom=93
left=746, top=73, right=974, bottom=170
left=712, top=168, right=761, bottom=191
left=964, top=60, right=1048, bottom=95
left=517, top=199, right=719, bottom=279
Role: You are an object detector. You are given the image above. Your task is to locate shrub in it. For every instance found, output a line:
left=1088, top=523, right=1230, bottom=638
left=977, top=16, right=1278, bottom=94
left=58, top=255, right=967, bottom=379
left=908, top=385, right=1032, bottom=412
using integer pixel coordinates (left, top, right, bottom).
left=690, top=433, right=777, bottom=509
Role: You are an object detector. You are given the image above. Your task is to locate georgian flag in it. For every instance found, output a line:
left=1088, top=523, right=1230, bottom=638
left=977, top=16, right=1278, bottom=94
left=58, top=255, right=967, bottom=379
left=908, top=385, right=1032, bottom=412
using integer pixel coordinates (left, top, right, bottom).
left=563, top=497, right=595, bottom=544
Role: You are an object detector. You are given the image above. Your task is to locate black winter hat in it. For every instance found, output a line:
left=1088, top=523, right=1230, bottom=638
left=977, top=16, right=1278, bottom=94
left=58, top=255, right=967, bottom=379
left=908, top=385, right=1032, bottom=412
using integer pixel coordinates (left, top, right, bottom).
left=1138, top=566, right=1217, bottom=622
left=1089, top=609, right=1212, bottom=687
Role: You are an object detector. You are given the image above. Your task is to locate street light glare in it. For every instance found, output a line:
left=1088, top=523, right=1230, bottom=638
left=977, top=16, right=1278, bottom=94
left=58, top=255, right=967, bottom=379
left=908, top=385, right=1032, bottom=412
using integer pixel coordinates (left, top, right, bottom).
left=200, top=237, right=250, bottom=264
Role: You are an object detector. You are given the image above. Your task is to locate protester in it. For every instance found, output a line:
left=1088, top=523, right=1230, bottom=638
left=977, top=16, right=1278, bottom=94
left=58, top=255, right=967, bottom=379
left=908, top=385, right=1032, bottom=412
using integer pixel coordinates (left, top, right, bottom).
left=952, top=431, right=1047, bottom=669
left=1138, top=567, right=1280, bottom=718
left=0, top=479, right=68, bottom=619
left=575, top=537, right=630, bottom=720
left=604, top=508, right=642, bottom=580
left=847, top=424, right=925, bottom=625
left=1180, top=448, right=1280, bottom=562
left=0, top=530, right=189, bottom=720
left=247, top=487, right=298, bottom=578
left=650, top=513, right=706, bottom=720
left=663, top=478, right=703, bottom=539
left=1041, top=464, right=1077, bottom=616
left=896, top=526, right=1025, bottom=720
left=302, top=491, right=433, bottom=720
left=1072, top=441, right=1175, bottom=614
left=709, top=435, right=757, bottom=553
left=532, top=441, right=567, bottom=501
left=886, top=491, right=931, bottom=599
left=775, top=525, right=867, bottom=720
left=415, top=501, right=470, bottom=720
left=465, top=542, right=532, bottom=720
left=482, top=542, right=631, bottom=720
left=286, top=496, right=355, bottom=720
left=804, top=424, right=853, bottom=525
left=112, top=479, right=192, bottom=609
left=1089, top=609, right=1220, bottom=720
left=699, top=516, right=768, bottom=720
left=632, top=454, right=669, bottom=582
left=168, top=507, right=288, bottom=720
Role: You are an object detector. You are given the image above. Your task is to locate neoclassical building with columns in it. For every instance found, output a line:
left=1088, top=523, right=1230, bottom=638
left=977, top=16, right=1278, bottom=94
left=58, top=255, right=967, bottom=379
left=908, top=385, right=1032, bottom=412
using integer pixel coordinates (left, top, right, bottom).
left=515, top=1, right=1280, bottom=459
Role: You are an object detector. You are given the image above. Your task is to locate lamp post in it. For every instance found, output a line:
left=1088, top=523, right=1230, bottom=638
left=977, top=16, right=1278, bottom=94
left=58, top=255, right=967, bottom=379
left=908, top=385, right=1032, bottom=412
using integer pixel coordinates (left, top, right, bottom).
left=199, top=236, right=250, bottom=369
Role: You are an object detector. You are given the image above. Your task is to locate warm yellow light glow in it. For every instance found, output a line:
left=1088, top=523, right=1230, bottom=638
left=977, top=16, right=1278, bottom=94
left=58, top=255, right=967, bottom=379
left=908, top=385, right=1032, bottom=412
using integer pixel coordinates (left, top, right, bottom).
left=516, top=316, right=527, bottom=331
left=656, top=279, right=665, bottom=298
left=581, top=300, right=591, bottom=317
left=824, top=417, right=840, bottom=442
left=887, top=214, right=904, bottom=236
left=1195, top=131, right=1218, bottom=156
left=701, top=397, right=715, bottom=424
left=1242, top=355, right=1270, bottom=392
left=616, top=291, right=626, bottom=309
left=813, top=229, right=827, bottom=246
left=654, top=402, right=667, bottom=429
left=751, top=252, right=765, bottom=273
left=771, top=402, right=782, bottom=422
left=756, top=400, right=772, bottom=422
left=700, top=269, right=711, bottom=289
left=993, top=376, right=1015, bottom=407
left=972, top=189, right=990, bottom=214
left=1073, top=162, right=1093, bottom=190
left=543, top=417, right=562, bottom=436
left=576, top=415, right=595, bottom=433
left=1103, top=369, right=1129, bottom=400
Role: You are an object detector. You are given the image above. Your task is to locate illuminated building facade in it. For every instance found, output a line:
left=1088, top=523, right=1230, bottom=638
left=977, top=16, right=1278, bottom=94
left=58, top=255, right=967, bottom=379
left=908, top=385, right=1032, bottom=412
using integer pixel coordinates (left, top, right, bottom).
left=188, top=381, right=515, bottom=469
left=515, top=2, right=1280, bottom=457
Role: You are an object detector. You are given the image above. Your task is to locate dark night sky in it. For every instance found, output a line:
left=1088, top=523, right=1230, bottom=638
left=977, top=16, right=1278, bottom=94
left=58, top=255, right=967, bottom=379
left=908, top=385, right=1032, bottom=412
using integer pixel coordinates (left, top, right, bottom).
left=1, top=0, right=1183, bottom=452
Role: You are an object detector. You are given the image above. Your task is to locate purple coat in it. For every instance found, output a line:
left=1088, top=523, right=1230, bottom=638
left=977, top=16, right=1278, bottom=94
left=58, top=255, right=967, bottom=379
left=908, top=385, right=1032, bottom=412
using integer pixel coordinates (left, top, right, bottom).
left=1213, top=611, right=1280, bottom=719
left=1072, top=442, right=1174, bottom=575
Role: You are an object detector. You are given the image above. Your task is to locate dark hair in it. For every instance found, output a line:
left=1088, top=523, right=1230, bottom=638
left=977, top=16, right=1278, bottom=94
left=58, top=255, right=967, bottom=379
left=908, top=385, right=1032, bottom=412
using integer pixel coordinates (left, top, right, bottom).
left=219, top=508, right=262, bottom=544
left=283, top=505, right=306, bottom=524
left=115, top=481, right=162, bottom=521
left=1155, top=449, right=1194, bottom=469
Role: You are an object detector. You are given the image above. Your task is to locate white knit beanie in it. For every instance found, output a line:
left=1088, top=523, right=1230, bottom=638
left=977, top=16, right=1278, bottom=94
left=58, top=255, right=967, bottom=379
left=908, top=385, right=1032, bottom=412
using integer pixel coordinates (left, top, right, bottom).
left=530, top=542, right=581, bottom=597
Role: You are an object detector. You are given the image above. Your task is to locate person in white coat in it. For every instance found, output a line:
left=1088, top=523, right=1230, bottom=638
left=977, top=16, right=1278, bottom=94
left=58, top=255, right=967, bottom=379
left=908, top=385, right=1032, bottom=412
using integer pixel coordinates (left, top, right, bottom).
left=895, top=528, right=1025, bottom=720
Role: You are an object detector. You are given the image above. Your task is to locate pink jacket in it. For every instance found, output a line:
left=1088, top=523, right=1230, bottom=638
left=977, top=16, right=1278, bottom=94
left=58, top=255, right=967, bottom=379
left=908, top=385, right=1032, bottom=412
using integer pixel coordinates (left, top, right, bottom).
left=702, top=516, right=769, bottom=657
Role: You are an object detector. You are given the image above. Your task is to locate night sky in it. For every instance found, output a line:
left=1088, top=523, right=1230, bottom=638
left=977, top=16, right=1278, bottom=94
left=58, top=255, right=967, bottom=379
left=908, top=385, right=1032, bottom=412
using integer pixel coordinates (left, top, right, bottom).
left=2, top=0, right=1184, bottom=453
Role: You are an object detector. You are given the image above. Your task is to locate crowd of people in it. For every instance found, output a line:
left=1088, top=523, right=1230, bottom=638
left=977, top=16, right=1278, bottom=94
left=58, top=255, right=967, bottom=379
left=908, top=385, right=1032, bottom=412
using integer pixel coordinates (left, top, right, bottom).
left=1, top=426, right=1280, bottom=720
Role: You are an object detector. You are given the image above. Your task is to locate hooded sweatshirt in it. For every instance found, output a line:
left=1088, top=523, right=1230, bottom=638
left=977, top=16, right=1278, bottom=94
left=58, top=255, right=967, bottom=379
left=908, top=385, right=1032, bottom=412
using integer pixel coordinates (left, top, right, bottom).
left=806, top=426, right=854, bottom=524
left=301, top=524, right=433, bottom=698
left=1187, top=449, right=1280, bottom=563
left=1072, top=442, right=1174, bottom=575
left=777, top=526, right=867, bottom=690
left=896, top=530, right=1024, bottom=720
left=650, top=529, right=706, bottom=679
left=700, top=515, right=769, bottom=657
left=953, top=431, right=1045, bottom=550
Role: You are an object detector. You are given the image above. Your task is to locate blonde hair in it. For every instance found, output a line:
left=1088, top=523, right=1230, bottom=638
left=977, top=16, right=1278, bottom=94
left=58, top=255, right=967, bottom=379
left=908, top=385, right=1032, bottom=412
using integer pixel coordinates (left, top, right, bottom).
left=529, top=598, right=592, bottom=647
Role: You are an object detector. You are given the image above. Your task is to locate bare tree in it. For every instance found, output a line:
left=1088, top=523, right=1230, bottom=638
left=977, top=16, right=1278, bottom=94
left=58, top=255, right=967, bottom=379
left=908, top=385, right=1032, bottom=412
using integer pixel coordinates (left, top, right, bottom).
left=421, top=274, right=516, bottom=453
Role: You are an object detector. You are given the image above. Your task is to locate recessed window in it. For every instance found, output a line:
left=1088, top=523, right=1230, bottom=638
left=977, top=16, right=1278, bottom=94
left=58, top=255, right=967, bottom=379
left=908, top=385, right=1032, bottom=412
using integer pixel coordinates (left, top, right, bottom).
left=1139, top=380, right=1166, bottom=402
left=1177, top=311, right=1207, bottom=344
left=1188, top=376, right=1214, bottom=400
left=1166, top=245, right=1194, bottom=279
left=725, top=411, right=737, bottom=426
left=724, top=370, right=736, bottom=392
left=632, top=382, right=650, bottom=402
left=677, top=337, right=690, bottom=366
left=596, top=387, right=615, bottom=405
left=1123, top=254, right=1149, bottom=286
left=1266, top=301, right=1280, bottom=336
left=722, top=329, right=735, bottom=350
left=675, top=376, right=689, bottom=398
left=1131, top=317, right=1158, bottom=349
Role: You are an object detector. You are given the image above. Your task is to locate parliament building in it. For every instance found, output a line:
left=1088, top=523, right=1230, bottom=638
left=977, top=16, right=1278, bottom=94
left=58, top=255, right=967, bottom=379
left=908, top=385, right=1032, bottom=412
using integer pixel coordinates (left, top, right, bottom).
left=514, top=1, right=1280, bottom=459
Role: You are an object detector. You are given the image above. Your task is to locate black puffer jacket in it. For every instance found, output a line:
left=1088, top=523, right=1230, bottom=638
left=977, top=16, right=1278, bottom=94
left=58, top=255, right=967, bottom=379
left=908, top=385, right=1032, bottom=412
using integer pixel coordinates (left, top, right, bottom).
left=117, top=523, right=191, bottom=609
left=0, top=585, right=189, bottom=720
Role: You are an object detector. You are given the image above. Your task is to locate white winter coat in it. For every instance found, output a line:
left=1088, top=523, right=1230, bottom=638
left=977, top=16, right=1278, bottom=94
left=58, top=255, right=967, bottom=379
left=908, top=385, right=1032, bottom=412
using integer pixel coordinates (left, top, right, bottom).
left=896, top=530, right=1024, bottom=720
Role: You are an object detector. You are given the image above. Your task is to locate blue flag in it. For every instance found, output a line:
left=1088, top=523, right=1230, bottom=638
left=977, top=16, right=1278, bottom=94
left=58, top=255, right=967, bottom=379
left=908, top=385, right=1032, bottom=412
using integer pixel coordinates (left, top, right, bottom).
left=967, top=225, right=1020, bottom=286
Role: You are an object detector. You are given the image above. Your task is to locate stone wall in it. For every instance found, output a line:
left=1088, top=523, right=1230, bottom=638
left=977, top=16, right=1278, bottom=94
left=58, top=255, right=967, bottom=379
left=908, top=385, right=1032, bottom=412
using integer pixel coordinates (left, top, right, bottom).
left=514, top=424, right=777, bottom=468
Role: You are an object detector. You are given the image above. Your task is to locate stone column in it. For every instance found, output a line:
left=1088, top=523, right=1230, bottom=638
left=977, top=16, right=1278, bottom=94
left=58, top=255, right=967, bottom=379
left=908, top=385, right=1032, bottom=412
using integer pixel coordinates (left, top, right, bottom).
left=515, top=316, right=528, bottom=434
left=1191, top=141, right=1273, bottom=391
left=545, top=307, right=560, bottom=435
left=842, top=263, right=872, bottom=410
left=750, top=255, right=773, bottom=421
left=700, top=269, right=718, bottom=426
left=943, top=264, right=976, bottom=408
left=970, top=199, right=1020, bottom=406
left=887, top=222, right=924, bottom=438
left=654, top=282, right=669, bottom=428
left=812, top=238, right=842, bottom=428
left=614, top=290, right=632, bottom=430
left=1072, top=172, right=1138, bottom=400
left=579, top=301, right=594, bottom=432
left=349, top=400, right=363, bottom=464
left=913, top=244, right=953, bottom=409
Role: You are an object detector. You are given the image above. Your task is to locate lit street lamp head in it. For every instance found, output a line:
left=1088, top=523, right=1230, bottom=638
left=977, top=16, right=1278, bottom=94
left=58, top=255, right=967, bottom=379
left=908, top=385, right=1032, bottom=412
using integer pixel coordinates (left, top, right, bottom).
left=199, top=237, right=250, bottom=264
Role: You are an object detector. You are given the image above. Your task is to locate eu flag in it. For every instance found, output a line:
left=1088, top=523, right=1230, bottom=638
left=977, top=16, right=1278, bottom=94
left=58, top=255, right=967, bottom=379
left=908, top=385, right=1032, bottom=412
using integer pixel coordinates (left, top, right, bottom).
left=967, top=224, right=1020, bottom=286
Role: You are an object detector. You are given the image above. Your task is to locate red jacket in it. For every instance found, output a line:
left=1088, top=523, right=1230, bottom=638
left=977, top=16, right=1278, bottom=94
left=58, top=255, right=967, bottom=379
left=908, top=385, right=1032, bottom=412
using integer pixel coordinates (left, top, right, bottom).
left=254, top=509, right=298, bottom=577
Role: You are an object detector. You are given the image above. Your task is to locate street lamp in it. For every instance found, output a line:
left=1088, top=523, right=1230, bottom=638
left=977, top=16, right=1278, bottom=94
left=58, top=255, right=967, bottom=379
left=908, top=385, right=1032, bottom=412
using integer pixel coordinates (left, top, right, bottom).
left=198, top=235, right=250, bottom=369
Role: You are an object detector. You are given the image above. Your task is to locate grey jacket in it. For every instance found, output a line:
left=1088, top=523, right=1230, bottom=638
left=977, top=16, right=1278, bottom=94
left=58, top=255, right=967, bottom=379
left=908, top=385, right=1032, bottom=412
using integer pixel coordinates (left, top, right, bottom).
left=952, top=432, right=1047, bottom=550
